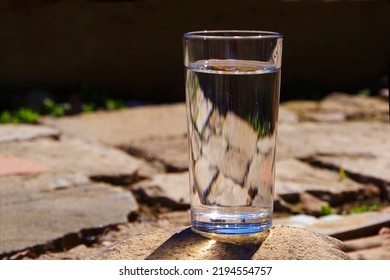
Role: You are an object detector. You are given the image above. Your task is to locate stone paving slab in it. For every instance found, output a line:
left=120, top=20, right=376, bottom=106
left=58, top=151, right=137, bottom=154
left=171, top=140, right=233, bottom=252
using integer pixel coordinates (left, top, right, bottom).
left=0, top=155, right=49, bottom=176
left=132, top=172, right=190, bottom=208
left=277, top=121, right=390, bottom=160
left=40, top=103, right=187, bottom=146
left=276, top=159, right=370, bottom=198
left=0, top=124, right=59, bottom=143
left=283, top=93, right=389, bottom=123
left=91, top=225, right=350, bottom=260
left=0, top=138, right=145, bottom=179
left=274, top=211, right=390, bottom=240
left=121, top=135, right=188, bottom=171
left=0, top=173, right=138, bottom=255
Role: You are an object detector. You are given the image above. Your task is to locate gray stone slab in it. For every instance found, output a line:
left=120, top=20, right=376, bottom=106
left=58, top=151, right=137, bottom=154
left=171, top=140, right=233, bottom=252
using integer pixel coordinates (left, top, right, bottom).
left=40, top=103, right=187, bottom=146
left=282, top=93, right=389, bottom=123
left=132, top=172, right=190, bottom=208
left=0, top=173, right=138, bottom=255
left=0, top=138, right=144, bottom=178
left=275, top=159, right=370, bottom=200
left=0, top=124, right=59, bottom=143
left=277, top=121, right=390, bottom=160
left=274, top=211, right=390, bottom=240
left=194, top=157, right=218, bottom=196
left=218, top=149, right=249, bottom=185
left=91, top=225, right=350, bottom=260
left=222, top=112, right=258, bottom=160
left=207, top=174, right=249, bottom=206
left=122, top=135, right=188, bottom=171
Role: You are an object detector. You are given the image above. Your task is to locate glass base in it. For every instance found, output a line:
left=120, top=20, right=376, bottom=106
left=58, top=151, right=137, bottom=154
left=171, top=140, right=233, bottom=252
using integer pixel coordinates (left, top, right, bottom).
left=191, top=206, right=272, bottom=235
left=192, top=220, right=272, bottom=235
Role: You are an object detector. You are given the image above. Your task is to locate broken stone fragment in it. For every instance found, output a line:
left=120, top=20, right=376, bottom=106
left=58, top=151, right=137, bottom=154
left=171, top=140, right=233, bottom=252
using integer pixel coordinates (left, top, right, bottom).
left=208, top=109, right=224, bottom=135
left=257, top=134, right=276, bottom=155
left=207, top=174, right=250, bottom=206
left=245, top=153, right=274, bottom=207
left=202, top=135, right=228, bottom=167
left=190, top=127, right=201, bottom=161
left=218, top=149, right=249, bottom=185
left=222, top=112, right=258, bottom=160
left=194, top=89, right=213, bottom=133
left=194, top=157, right=218, bottom=200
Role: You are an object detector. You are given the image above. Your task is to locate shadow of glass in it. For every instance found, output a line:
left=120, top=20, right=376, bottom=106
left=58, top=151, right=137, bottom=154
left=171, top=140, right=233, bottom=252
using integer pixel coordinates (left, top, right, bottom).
left=146, top=227, right=268, bottom=260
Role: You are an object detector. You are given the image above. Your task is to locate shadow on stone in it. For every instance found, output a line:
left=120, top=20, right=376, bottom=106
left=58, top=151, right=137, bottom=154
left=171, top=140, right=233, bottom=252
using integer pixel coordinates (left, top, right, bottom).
left=145, top=227, right=265, bottom=260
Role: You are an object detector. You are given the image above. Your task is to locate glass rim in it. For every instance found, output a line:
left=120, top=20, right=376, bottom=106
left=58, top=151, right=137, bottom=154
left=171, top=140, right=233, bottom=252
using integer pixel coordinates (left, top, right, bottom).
left=183, top=30, right=283, bottom=39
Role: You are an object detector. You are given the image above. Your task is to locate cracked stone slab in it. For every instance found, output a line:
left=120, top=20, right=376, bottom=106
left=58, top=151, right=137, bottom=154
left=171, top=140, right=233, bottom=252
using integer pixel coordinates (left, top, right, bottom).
left=121, top=135, right=188, bottom=171
left=275, top=159, right=375, bottom=205
left=202, top=135, right=228, bottom=167
left=312, top=93, right=389, bottom=122
left=0, top=173, right=138, bottom=255
left=281, top=93, right=389, bottom=123
left=0, top=124, right=59, bottom=143
left=222, top=112, right=258, bottom=160
left=218, top=149, right=249, bottom=185
left=91, top=225, right=350, bottom=260
left=40, top=103, right=187, bottom=146
left=132, top=172, right=190, bottom=208
left=194, top=157, right=218, bottom=197
left=307, top=155, right=390, bottom=194
left=0, top=138, right=145, bottom=179
left=274, top=211, right=390, bottom=241
left=277, top=122, right=390, bottom=160
left=207, top=174, right=249, bottom=206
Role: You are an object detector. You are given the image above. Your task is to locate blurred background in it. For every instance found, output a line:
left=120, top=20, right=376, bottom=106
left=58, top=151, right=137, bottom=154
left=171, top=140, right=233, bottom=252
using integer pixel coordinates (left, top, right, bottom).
left=0, top=0, right=389, bottom=113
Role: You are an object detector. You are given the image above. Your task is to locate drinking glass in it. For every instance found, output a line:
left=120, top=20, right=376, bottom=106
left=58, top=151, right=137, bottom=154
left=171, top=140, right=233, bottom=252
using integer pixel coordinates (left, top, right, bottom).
left=183, top=30, right=283, bottom=235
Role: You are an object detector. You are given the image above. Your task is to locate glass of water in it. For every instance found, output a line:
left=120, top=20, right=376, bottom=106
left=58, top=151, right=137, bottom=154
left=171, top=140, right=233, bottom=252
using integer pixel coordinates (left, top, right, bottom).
left=183, top=30, right=283, bottom=235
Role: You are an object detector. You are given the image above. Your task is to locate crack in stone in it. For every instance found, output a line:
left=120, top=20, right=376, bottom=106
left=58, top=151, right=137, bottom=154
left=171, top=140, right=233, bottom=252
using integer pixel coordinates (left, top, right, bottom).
left=300, top=156, right=390, bottom=202
left=0, top=224, right=121, bottom=260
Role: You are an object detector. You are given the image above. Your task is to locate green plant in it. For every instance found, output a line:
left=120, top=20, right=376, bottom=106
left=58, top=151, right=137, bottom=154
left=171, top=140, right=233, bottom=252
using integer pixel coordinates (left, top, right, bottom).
left=358, top=88, right=371, bottom=97
left=81, top=103, right=96, bottom=112
left=350, top=203, right=381, bottom=214
left=0, top=111, right=16, bottom=123
left=0, top=108, right=40, bottom=124
left=43, top=98, right=70, bottom=117
left=105, top=99, right=125, bottom=111
left=15, top=108, right=40, bottom=123
left=339, top=167, right=348, bottom=180
left=320, top=202, right=333, bottom=216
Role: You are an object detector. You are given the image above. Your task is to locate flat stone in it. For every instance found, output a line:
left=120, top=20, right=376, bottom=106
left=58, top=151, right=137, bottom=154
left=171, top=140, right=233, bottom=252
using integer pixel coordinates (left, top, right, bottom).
left=195, top=98, right=213, bottom=133
left=348, top=246, right=390, bottom=260
left=37, top=211, right=191, bottom=260
left=299, top=192, right=326, bottom=215
left=275, top=211, right=390, bottom=241
left=40, top=103, right=187, bottom=146
left=222, top=112, right=258, bottom=160
left=278, top=106, right=298, bottom=124
left=275, top=159, right=373, bottom=205
left=0, top=124, right=59, bottom=143
left=218, top=149, right=249, bottom=185
left=121, top=135, right=188, bottom=171
left=132, top=172, right=190, bottom=208
left=202, top=135, right=228, bottom=167
left=309, top=155, right=390, bottom=194
left=344, top=233, right=390, bottom=252
left=207, top=174, right=249, bottom=206
left=281, top=93, right=389, bottom=122
left=91, top=225, right=350, bottom=260
left=319, top=93, right=389, bottom=122
left=0, top=138, right=145, bottom=179
left=277, top=122, right=390, bottom=160
left=194, top=157, right=218, bottom=197
left=0, top=173, right=138, bottom=255
left=0, top=155, right=49, bottom=176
